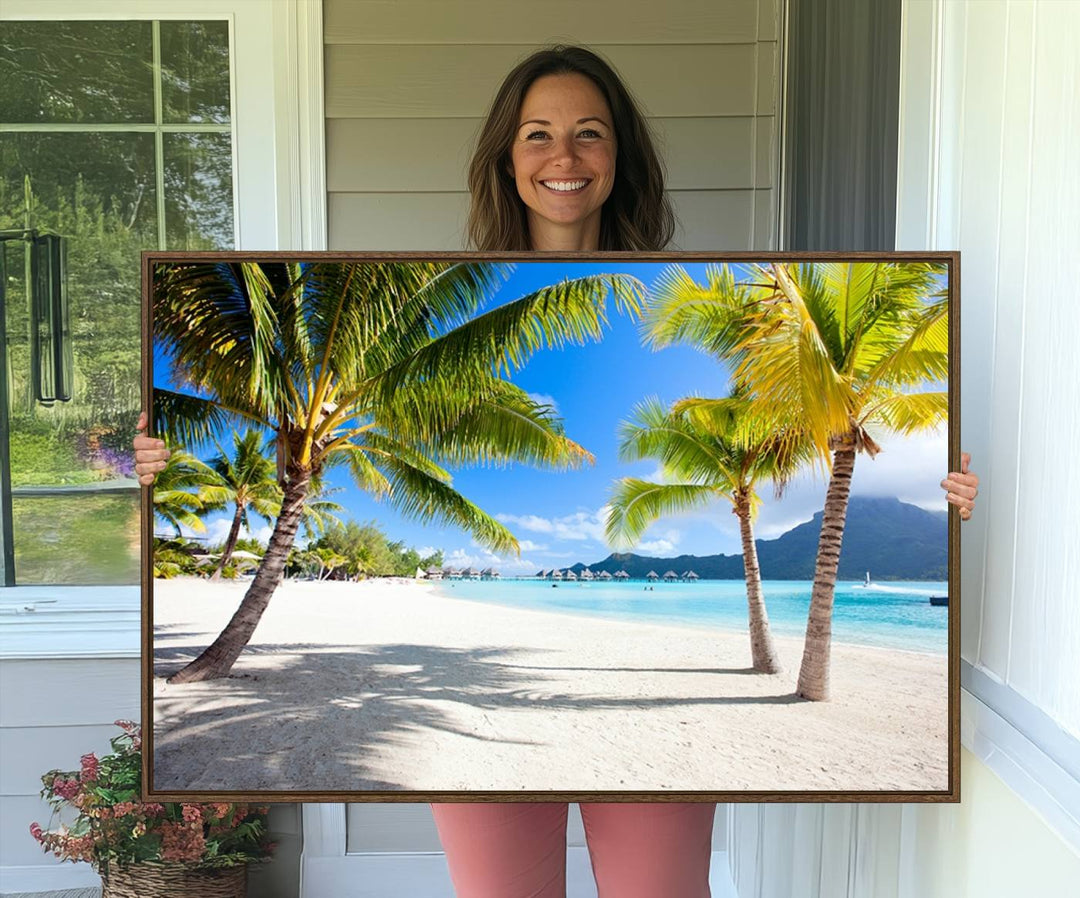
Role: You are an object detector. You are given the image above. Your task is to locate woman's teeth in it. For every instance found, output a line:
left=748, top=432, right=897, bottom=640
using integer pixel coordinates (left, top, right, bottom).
left=542, top=180, right=589, bottom=192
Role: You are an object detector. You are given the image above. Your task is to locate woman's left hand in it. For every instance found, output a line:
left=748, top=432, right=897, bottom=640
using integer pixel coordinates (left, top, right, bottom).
left=942, top=451, right=979, bottom=521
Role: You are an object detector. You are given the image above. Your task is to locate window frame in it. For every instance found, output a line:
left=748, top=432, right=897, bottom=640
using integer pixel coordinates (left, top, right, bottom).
left=0, top=0, right=325, bottom=656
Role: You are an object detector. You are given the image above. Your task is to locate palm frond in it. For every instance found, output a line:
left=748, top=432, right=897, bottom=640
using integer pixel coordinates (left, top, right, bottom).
left=605, top=479, right=720, bottom=549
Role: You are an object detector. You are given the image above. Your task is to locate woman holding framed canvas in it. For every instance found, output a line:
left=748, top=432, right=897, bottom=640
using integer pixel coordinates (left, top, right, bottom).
left=135, top=44, right=979, bottom=898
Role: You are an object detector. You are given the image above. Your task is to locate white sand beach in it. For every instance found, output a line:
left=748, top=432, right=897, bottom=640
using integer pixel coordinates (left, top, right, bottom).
left=152, top=577, right=949, bottom=794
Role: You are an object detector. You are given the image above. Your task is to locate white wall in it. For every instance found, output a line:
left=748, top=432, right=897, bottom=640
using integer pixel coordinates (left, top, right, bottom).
left=728, top=1, right=1080, bottom=894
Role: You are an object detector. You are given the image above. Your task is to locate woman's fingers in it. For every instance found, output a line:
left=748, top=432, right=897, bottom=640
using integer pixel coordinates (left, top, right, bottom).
left=940, top=474, right=978, bottom=500
left=132, top=411, right=168, bottom=486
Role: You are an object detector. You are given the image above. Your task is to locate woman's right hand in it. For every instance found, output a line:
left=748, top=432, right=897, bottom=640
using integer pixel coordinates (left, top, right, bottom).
left=133, top=411, right=170, bottom=486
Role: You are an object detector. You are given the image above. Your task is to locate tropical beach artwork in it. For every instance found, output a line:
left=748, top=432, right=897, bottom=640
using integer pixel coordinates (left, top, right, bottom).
left=145, top=253, right=957, bottom=800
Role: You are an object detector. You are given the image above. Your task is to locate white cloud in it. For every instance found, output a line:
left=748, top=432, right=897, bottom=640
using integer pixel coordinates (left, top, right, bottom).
left=177, top=516, right=273, bottom=548
left=518, top=539, right=548, bottom=552
left=636, top=538, right=679, bottom=555
left=445, top=547, right=536, bottom=573
left=527, top=392, right=560, bottom=414
left=497, top=508, right=609, bottom=542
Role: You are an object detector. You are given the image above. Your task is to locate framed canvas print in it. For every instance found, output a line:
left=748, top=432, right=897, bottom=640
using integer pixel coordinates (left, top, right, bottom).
left=142, top=251, right=959, bottom=803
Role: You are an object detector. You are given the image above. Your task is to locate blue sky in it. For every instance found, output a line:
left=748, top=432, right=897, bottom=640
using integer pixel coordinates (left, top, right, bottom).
left=154, top=261, right=948, bottom=572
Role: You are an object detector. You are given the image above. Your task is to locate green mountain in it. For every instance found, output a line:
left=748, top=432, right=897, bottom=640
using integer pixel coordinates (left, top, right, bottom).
left=581, top=496, right=948, bottom=581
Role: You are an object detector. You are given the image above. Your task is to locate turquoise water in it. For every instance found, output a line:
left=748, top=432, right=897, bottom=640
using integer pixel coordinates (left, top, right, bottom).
left=434, top=578, right=949, bottom=655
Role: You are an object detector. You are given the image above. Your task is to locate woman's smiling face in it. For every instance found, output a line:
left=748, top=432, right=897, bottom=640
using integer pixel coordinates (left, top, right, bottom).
left=509, top=72, right=617, bottom=250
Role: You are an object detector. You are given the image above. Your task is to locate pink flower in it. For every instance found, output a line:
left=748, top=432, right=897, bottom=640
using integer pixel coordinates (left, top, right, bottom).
left=30, top=822, right=43, bottom=842
left=80, top=753, right=99, bottom=782
left=181, top=805, right=202, bottom=824
left=142, top=803, right=166, bottom=817
left=52, top=778, right=80, bottom=801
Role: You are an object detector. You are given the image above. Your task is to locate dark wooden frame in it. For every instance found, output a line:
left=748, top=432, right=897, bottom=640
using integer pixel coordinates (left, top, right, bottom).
left=141, top=249, right=960, bottom=803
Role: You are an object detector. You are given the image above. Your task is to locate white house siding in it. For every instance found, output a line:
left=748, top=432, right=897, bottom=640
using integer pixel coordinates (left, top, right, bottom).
left=0, top=655, right=140, bottom=893
left=324, top=0, right=782, bottom=251
left=727, top=1, right=1080, bottom=895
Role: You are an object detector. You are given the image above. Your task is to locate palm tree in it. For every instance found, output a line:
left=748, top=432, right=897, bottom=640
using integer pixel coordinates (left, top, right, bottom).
left=152, top=446, right=227, bottom=539
left=647, top=261, right=947, bottom=700
left=205, top=429, right=282, bottom=580
left=604, top=393, right=811, bottom=673
left=153, top=260, right=643, bottom=682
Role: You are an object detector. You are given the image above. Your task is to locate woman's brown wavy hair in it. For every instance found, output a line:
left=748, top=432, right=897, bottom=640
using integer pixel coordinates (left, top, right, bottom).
left=466, top=45, right=676, bottom=251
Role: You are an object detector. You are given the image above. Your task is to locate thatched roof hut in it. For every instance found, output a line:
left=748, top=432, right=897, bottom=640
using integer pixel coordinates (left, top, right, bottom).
left=598, top=570, right=613, bottom=580
left=663, top=570, right=678, bottom=581
left=646, top=570, right=660, bottom=581
left=683, top=570, right=699, bottom=580
left=580, top=569, right=594, bottom=580
left=564, top=570, right=578, bottom=581
left=425, top=566, right=443, bottom=580
left=614, top=570, right=630, bottom=580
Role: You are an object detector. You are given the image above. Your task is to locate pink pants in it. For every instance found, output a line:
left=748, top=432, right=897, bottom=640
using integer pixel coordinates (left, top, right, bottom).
left=430, top=802, right=715, bottom=898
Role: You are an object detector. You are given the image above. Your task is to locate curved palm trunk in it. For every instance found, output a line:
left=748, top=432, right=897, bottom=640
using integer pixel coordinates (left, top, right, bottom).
left=210, top=502, right=245, bottom=581
left=796, top=431, right=857, bottom=701
left=168, top=466, right=312, bottom=684
left=734, top=492, right=783, bottom=674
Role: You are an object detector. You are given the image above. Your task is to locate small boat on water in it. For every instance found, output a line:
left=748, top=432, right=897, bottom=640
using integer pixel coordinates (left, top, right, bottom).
left=930, top=595, right=948, bottom=606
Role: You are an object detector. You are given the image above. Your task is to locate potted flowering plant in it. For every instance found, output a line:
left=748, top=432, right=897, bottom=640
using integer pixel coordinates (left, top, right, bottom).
left=30, top=720, right=274, bottom=897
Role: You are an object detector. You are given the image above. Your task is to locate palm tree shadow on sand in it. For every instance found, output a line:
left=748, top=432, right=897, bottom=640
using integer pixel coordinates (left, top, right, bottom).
left=151, top=637, right=808, bottom=793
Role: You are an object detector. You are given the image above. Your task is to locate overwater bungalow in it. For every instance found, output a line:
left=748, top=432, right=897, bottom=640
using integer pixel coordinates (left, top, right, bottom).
left=598, top=570, right=613, bottom=581
left=646, top=570, right=660, bottom=581
left=663, top=570, right=678, bottom=581
left=564, top=570, right=578, bottom=581
left=580, top=569, right=594, bottom=580
left=444, top=567, right=462, bottom=580
left=425, top=567, right=443, bottom=580
left=464, top=567, right=481, bottom=580
left=614, top=570, right=630, bottom=580
left=683, top=570, right=699, bottom=581
left=552, top=569, right=564, bottom=580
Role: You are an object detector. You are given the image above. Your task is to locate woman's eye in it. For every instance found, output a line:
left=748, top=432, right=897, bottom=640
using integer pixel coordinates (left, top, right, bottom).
left=579, top=129, right=602, bottom=138
left=525, top=130, right=550, bottom=140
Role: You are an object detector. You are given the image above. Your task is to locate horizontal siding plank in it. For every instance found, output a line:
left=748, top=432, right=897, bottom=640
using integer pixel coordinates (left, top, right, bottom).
left=326, top=44, right=758, bottom=119
left=324, top=0, right=760, bottom=45
left=756, top=41, right=779, bottom=116
left=0, top=724, right=122, bottom=796
left=329, top=192, right=469, bottom=250
left=669, top=189, right=756, bottom=250
left=345, top=802, right=443, bottom=852
left=326, top=117, right=761, bottom=192
left=0, top=659, right=139, bottom=727
left=758, top=0, right=781, bottom=42
left=2, top=794, right=68, bottom=867
left=754, top=116, right=776, bottom=188
left=753, top=187, right=779, bottom=249
left=328, top=188, right=762, bottom=251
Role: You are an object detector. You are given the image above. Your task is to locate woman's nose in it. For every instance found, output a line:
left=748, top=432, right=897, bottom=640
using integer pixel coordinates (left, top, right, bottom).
left=549, top=134, right=579, bottom=166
